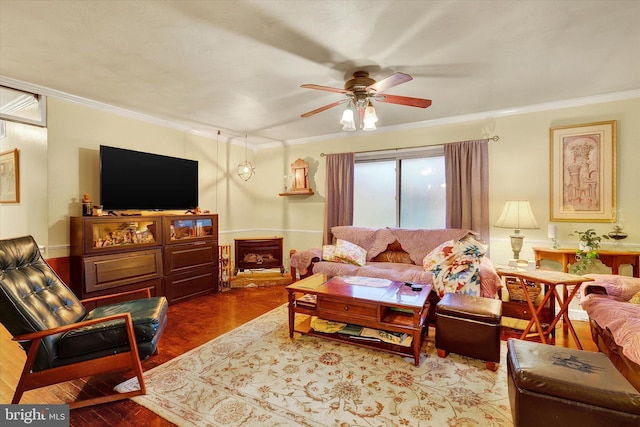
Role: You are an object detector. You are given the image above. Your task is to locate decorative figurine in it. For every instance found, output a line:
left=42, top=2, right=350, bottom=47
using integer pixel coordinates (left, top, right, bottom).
left=82, top=193, right=92, bottom=216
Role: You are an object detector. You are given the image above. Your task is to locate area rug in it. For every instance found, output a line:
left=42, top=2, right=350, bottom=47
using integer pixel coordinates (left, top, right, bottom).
left=116, top=304, right=512, bottom=426
left=230, top=270, right=293, bottom=288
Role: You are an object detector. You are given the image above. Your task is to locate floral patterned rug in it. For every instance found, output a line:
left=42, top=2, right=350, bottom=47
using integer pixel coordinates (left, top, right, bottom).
left=116, top=304, right=512, bottom=426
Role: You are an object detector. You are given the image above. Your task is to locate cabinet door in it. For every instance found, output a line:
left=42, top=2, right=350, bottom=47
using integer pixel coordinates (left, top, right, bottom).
left=83, top=249, right=163, bottom=293
left=163, top=215, right=218, bottom=245
left=72, top=216, right=162, bottom=255
left=165, top=267, right=216, bottom=303
left=164, top=241, right=218, bottom=275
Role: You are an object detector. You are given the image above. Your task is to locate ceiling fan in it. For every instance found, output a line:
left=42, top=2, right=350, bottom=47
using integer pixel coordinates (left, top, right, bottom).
left=300, top=71, right=432, bottom=131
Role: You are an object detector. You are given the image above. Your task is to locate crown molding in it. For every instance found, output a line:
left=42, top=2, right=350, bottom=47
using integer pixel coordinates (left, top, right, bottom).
left=2, top=75, right=638, bottom=150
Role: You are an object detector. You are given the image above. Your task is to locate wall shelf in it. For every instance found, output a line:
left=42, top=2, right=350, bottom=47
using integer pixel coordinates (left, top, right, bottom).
left=279, top=189, right=314, bottom=196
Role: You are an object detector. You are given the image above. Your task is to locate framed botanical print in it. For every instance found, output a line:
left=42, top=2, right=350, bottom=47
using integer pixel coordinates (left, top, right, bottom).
left=549, top=121, right=616, bottom=222
left=0, top=148, right=19, bottom=203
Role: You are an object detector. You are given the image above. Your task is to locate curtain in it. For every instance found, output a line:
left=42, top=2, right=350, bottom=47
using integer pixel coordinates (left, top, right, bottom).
left=444, top=139, right=489, bottom=243
left=323, top=153, right=354, bottom=245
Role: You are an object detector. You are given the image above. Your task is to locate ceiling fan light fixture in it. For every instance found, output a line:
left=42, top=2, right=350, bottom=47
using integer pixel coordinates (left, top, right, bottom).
left=362, top=101, right=378, bottom=131
left=340, top=102, right=356, bottom=131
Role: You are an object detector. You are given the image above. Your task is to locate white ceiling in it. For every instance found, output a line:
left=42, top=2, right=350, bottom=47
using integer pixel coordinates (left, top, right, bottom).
left=1, top=0, right=639, bottom=147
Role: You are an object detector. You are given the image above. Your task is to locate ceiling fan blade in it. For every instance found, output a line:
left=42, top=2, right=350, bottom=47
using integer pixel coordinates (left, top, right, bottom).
left=374, top=94, right=432, bottom=108
left=301, top=99, right=347, bottom=118
left=366, top=72, right=412, bottom=93
left=300, top=84, right=351, bottom=94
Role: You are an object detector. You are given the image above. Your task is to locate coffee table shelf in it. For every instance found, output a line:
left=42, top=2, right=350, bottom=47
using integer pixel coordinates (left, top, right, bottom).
left=287, top=274, right=432, bottom=366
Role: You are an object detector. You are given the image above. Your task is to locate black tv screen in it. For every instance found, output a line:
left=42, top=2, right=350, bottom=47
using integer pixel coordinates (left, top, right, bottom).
left=100, top=145, right=198, bottom=211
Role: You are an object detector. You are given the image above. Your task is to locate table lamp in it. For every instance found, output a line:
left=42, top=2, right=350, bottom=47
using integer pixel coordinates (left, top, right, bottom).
left=495, top=200, right=540, bottom=259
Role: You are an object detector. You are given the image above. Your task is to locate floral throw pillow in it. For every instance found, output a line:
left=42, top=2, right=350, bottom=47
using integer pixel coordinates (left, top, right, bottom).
left=423, top=237, right=486, bottom=297
left=322, top=245, right=338, bottom=262
left=630, top=290, right=640, bottom=304
left=333, top=239, right=367, bottom=266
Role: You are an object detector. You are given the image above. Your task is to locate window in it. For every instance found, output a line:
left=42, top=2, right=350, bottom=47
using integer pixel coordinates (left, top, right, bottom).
left=353, top=146, right=446, bottom=228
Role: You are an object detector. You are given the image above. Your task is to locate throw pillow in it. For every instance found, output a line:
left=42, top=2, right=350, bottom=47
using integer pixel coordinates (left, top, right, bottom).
left=333, top=239, right=367, bottom=266
left=422, top=237, right=487, bottom=298
left=322, top=245, right=338, bottom=262
left=630, top=290, right=640, bottom=304
left=422, top=239, right=456, bottom=271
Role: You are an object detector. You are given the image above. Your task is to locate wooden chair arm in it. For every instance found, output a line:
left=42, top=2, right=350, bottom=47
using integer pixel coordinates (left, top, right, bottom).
left=12, top=312, right=134, bottom=343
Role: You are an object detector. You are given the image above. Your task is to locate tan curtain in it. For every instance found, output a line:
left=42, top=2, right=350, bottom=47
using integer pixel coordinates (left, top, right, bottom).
left=444, top=139, right=489, bottom=243
left=323, top=153, right=354, bottom=245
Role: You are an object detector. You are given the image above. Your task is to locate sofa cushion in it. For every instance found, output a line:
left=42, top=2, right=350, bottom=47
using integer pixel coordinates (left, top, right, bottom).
left=631, top=291, right=640, bottom=304
left=579, top=275, right=640, bottom=369
left=333, top=239, right=367, bottom=266
left=331, top=226, right=396, bottom=261
left=388, top=228, right=473, bottom=265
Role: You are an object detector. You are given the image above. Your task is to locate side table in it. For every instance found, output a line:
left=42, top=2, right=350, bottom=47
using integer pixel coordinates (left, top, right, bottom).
left=502, top=270, right=593, bottom=349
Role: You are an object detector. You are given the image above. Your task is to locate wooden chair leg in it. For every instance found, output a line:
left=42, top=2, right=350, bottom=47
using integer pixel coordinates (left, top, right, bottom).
left=437, top=348, right=448, bottom=358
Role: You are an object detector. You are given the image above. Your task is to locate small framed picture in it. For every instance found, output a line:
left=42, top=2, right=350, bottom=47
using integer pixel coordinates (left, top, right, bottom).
left=549, top=121, right=616, bottom=222
left=0, top=148, right=19, bottom=203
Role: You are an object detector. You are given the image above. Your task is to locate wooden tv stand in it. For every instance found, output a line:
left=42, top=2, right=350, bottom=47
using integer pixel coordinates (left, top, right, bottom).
left=286, top=274, right=432, bottom=366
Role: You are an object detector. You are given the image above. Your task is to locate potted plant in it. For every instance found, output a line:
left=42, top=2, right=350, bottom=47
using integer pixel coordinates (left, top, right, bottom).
left=569, top=229, right=609, bottom=274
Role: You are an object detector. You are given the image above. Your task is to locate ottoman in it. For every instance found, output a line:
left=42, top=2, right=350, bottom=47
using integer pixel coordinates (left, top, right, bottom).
left=507, top=338, right=640, bottom=427
left=435, top=292, right=502, bottom=370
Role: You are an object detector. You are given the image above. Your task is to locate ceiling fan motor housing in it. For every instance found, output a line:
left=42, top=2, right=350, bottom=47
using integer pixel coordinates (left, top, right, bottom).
left=344, top=71, right=376, bottom=92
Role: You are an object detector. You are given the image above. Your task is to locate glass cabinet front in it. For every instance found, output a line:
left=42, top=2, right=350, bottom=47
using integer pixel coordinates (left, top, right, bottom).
left=83, top=217, right=162, bottom=253
left=91, top=220, right=159, bottom=248
left=164, top=215, right=218, bottom=244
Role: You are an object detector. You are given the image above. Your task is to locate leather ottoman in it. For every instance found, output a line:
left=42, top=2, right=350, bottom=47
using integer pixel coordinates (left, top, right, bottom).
left=507, top=338, right=640, bottom=427
left=436, top=292, right=502, bottom=370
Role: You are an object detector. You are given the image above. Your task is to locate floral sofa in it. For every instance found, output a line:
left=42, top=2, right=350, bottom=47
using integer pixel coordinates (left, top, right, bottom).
left=290, top=226, right=502, bottom=300
left=579, top=274, right=640, bottom=391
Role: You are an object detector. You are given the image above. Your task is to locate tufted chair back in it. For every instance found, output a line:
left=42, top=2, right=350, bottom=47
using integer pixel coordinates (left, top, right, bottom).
left=0, top=235, right=86, bottom=371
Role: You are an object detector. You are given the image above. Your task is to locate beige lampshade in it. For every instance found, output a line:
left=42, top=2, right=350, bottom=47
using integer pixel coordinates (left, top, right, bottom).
left=495, top=200, right=539, bottom=230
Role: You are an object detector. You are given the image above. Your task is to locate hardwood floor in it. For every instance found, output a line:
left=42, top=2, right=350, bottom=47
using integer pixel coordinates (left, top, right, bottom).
left=1, top=285, right=597, bottom=426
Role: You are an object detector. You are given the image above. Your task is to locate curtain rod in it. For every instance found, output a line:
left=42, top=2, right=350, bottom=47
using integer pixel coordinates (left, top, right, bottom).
left=319, top=135, right=500, bottom=157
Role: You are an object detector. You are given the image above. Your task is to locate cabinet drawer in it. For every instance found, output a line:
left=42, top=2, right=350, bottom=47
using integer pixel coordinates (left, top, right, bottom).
left=502, top=300, right=552, bottom=324
left=164, top=242, right=217, bottom=275
left=317, top=298, right=378, bottom=320
left=84, top=249, right=163, bottom=293
left=165, top=268, right=215, bottom=303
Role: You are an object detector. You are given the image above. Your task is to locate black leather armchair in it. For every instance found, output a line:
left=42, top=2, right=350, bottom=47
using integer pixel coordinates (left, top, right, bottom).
left=0, top=235, right=168, bottom=409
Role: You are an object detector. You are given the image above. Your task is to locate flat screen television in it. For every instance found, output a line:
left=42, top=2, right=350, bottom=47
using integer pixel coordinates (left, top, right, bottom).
left=100, top=145, right=198, bottom=211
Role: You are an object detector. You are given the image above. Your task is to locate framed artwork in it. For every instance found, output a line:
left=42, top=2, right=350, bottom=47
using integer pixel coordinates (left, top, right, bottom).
left=549, top=120, right=616, bottom=222
left=0, top=148, right=19, bottom=203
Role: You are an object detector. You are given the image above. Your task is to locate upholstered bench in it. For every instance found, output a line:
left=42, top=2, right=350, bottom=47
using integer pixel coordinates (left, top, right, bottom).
left=507, top=338, right=640, bottom=427
left=435, top=292, right=502, bottom=370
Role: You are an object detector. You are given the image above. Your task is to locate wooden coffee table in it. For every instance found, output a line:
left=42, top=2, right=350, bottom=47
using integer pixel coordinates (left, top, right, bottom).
left=286, top=274, right=432, bottom=366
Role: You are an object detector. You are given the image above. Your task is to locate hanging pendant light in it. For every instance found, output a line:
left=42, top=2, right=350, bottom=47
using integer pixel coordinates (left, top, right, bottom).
left=237, top=134, right=255, bottom=181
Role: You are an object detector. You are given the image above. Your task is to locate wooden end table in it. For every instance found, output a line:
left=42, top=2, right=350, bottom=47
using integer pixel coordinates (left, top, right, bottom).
left=502, top=270, right=594, bottom=349
left=286, top=274, right=432, bottom=366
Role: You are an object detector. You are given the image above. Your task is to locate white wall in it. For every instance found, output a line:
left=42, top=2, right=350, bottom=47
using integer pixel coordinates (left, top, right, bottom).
left=3, top=93, right=638, bottom=272
left=255, top=96, right=640, bottom=268
left=0, top=120, right=48, bottom=250
left=44, top=98, right=250, bottom=257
